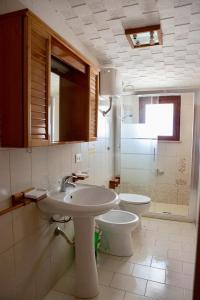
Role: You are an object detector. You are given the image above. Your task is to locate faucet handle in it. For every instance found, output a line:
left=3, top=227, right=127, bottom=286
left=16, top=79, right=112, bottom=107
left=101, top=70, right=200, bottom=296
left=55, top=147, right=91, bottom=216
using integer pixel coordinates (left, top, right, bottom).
left=72, top=171, right=89, bottom=181
left=63, top=174, right=78, bottom=184
left=70, top=174, right=78, bottom=183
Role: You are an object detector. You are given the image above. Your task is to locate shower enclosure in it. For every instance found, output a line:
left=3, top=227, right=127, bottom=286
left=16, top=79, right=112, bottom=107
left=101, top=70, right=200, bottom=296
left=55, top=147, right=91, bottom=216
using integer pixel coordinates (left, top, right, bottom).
left=119, top=93, right=194, bottom=220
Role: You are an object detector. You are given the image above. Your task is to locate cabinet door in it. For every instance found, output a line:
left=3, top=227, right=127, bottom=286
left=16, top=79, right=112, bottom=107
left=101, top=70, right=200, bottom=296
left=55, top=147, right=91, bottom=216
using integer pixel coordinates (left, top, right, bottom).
left=29, top=19, right=50, bottom=146
left=0, top=13, right=24, bottom=147
left=89, top=67, right=99, bottom=141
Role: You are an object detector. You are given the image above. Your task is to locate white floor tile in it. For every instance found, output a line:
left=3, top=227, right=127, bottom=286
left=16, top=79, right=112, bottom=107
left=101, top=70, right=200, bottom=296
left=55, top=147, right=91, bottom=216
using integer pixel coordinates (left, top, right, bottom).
left=183, top=289, right=193, bottom=300
left=132, top=264, right=165, bottom=283
left=98, top=269, right=114, bottom=286
left=53, top=275, right=74, bottom=295
left=181, top=251, right=195, bottom=263
left=166, top=271, right=193, bottom=290
left=99, top=257, right=134, bottom=275
left=110, top=273, right=147, bottom=295
left=182, top=262, right=195, bottom=276
left=43, top=218, right=196, bottom=300
left=95, top=286, right=124, bottom=300
left=168, top=249, right=195, bottom=263
left=43, top=290, right=74, bottom=300
left=151, top=256, right=183, bottom=272
left=126, top=252, right=152, bottom=266
left=145, top=281, right=184, bottom=300
left=124, top=292, right=154, bottom=300
left=155, top=239, right=181, bottom=251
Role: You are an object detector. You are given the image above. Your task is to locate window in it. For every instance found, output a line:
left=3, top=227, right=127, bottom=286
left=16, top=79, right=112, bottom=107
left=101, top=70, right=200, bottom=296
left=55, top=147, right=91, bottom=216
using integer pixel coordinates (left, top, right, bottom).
left=139, top=96, right=181, bottom=141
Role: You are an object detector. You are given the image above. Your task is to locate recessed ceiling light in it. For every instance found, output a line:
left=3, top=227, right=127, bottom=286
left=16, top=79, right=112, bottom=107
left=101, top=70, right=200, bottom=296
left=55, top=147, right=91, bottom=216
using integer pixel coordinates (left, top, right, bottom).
left=125, top=25, right=162, bottom=48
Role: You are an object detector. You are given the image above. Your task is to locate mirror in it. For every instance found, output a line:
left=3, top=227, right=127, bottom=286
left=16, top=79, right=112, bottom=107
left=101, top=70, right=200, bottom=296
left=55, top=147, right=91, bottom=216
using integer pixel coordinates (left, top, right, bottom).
left=51, top=72, right=60, bottom=142
left=50, top=57, right=88, bottom=143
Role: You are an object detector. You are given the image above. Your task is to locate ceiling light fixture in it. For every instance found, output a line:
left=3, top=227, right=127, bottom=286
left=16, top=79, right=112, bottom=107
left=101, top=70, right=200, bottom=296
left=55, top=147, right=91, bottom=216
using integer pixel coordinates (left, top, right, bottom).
left=125, top=25, right=162, bottom=48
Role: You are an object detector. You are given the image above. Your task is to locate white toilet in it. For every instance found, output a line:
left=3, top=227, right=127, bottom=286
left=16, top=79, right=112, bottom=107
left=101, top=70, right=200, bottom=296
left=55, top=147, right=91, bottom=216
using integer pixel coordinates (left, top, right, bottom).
left=96, top=209, right=139, bottom=256
left=119, top=193, right=151, bottom=219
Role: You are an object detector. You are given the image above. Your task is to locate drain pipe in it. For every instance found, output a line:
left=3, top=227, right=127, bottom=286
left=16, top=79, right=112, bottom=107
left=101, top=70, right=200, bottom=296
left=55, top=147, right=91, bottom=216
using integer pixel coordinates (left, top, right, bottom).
left=55, top=226, right=75, bottom=246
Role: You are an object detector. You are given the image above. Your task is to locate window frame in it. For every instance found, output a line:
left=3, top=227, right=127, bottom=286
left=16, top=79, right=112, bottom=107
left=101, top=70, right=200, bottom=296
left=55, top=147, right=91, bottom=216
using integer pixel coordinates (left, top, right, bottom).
left=139, top=95, right=181, bottom=141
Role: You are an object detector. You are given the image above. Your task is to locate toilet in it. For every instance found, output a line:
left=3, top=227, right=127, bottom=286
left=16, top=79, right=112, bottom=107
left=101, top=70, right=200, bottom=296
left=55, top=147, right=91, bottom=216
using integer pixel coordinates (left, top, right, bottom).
left=96, top=210, right=139, bottom=256
left=119, top=193, right=151, bottom=219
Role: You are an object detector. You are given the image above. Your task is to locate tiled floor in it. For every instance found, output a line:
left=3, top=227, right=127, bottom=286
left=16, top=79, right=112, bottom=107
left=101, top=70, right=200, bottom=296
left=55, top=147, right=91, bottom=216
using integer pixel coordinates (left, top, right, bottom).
left=43, top=217, right=196, bottom=300
left=150, top=202, right=189, bottom=217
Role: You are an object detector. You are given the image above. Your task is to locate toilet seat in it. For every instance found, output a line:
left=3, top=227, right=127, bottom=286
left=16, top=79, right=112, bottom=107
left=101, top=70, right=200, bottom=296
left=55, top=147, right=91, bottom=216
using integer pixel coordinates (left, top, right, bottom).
left=119, top=193, right=151, bottom=205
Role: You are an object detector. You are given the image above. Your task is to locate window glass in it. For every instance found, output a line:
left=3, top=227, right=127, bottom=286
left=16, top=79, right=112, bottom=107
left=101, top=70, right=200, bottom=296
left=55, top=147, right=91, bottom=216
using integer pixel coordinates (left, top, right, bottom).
left=146, top=103, right=174, bottom=136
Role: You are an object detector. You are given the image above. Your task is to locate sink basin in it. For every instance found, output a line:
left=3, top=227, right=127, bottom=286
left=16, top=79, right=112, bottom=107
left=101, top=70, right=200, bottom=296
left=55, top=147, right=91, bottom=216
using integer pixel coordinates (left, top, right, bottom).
left=37, top=183, right=118, bottom=298
left=38, top=184, right=118, bottom=217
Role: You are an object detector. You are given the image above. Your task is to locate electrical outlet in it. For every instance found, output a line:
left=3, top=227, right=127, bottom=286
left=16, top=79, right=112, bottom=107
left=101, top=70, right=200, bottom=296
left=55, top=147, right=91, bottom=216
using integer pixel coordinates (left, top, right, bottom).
left=75, top=153, right=82, bottom=163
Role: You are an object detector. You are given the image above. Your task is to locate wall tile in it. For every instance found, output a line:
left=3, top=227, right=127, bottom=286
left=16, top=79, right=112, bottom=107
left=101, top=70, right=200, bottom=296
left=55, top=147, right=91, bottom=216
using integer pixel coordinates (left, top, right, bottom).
left=60, top=145, right=72, bottom=177
left=15, top=279, right=36, bottom=300
left=14, top=224, right=52, bottom=286
left=47, top=146, right=62, bottom=189
left=0, top=212, right=13, bottom=254
left=32, top=147, right=49, bottom=189
left=0, top=150, right=11, bottom=210
left=10, top=149, right=32, bottom=193
left=12, top=203, right=46, bottom=243
left=50, top=222, right=74, bottom=282
left=35, top=255, right=54, bottom=300
left=0, top=248, right=16, bottom=300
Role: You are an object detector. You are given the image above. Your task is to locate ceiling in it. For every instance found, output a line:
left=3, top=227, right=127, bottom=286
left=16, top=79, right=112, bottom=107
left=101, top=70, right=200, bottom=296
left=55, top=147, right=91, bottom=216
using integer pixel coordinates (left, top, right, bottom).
left=48, top=0, right=200, bottom=89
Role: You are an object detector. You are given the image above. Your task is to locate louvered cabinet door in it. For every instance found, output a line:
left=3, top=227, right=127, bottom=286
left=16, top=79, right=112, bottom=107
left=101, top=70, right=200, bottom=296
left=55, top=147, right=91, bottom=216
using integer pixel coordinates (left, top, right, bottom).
left=30, top=22, right=50, bottom=146
left=89, top=68, right=99, bottom=141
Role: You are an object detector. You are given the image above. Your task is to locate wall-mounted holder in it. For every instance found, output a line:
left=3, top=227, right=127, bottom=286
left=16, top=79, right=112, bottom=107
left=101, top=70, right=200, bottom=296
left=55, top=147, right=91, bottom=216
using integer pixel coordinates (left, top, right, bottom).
left=109, top=176, right=120, bottom=189
left=0, top=187, right=45, bottom=217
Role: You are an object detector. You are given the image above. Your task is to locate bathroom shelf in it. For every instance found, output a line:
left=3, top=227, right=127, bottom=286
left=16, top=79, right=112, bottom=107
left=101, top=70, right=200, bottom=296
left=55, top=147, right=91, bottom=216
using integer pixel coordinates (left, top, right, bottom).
left=0, top=188, right=37, bottom=216
left=0, top=199, right=32, bottom=216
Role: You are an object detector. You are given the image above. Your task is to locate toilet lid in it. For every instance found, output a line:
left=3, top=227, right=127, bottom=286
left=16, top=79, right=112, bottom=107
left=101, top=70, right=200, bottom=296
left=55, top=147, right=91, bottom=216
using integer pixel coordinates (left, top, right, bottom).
left=119, top=193, right=151, bottom=204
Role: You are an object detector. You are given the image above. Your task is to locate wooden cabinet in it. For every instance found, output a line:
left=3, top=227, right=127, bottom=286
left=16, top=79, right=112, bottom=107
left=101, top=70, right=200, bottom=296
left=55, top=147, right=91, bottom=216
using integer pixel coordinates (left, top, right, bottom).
left=89, top=67, right=99, bottom=141
left=0, top=11, right=25, bottom=147
left=29, top=18, right=50, bottom=146
left=0, top=9, right=99, bottom=147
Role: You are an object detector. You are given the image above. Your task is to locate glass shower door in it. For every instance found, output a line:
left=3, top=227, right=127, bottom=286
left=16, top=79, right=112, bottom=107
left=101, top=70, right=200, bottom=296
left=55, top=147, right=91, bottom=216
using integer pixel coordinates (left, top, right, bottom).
left=120, top=122, right=158, bottom=199
left=120, top=95, right=159, bottom=208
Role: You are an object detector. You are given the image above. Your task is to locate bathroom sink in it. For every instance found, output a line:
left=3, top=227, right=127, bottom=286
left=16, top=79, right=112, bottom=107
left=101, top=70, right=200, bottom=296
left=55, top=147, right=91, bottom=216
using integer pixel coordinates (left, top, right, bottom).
left=38, top=184, right=118, bottom=217
left=37, top=183, right=118, bottom=298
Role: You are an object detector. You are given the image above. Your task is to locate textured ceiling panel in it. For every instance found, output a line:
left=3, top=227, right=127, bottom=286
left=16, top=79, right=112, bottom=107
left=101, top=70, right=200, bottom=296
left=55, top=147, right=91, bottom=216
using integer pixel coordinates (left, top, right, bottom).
left=48, top=0, right=200, bottom=88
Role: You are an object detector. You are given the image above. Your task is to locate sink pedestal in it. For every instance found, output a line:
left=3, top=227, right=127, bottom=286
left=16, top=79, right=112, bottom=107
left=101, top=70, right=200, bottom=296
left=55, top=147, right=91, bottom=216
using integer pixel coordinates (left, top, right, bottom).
left=73, top=217, right=99, bottom=298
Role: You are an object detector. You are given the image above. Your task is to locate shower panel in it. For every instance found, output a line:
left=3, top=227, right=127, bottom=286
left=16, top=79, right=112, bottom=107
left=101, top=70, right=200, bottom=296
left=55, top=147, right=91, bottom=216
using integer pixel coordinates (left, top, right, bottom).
left=120, top=95, right=158, bottom=208
left=119, top=93, right=194, bottom=220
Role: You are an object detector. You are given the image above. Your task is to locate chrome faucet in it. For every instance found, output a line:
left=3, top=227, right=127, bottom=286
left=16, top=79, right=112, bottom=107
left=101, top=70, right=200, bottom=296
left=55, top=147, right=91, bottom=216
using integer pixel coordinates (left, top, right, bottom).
left=60, top=175, right=77, bottom=192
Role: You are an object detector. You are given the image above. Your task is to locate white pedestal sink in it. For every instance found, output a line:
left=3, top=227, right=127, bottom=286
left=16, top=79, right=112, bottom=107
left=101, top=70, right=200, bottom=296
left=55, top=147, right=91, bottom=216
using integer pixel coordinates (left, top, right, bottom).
left=37, top=184, right=118, bottom=298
